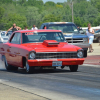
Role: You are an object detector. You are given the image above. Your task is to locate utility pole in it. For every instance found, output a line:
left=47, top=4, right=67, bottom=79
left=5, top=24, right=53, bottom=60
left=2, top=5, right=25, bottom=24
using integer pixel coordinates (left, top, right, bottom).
left=72, top=2, right=74, bottom=23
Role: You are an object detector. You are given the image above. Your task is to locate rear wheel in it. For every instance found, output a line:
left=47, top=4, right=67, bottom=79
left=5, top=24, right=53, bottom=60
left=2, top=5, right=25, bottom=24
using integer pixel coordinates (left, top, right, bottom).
left=69, top=65, right=78, bottom=72
left=3, top=56, right=18, bottom=70
left=25, top=61, right=34, bottom=73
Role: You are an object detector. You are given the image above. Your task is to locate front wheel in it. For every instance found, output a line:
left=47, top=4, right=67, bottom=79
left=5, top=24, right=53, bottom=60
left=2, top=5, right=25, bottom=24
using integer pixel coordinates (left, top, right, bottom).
left=25, top=61, right=34, bottom=73
left=69, top=65, right=78, bottom=72
left=84, top=50, right=87, bottom=57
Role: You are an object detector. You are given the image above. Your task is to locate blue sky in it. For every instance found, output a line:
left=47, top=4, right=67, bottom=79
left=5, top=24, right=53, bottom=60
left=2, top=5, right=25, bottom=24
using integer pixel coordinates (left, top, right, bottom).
left=43, top=0, right=67, bottom=3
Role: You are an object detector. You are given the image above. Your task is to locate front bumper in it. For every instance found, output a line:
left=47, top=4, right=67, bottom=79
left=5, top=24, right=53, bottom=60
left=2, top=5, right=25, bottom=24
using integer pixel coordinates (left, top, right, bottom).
left=28, top=58, right=84, bottom=67
left=69, top=43, right=89, bottom=50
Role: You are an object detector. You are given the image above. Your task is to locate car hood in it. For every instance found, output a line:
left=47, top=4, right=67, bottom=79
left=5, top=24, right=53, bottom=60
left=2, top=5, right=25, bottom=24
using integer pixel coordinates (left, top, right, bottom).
left=64, top=33, right=88, bottom=38
left=21, top=42, right=81, bottom=52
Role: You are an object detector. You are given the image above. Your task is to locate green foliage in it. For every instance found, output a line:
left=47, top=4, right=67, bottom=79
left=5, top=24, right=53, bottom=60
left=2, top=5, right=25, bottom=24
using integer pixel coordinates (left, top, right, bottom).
left=74, top=17, right=82, bottom=26
left=39, top=14, right=61, bottom=28
left=94, top=14, right=100, bottom=26
left=0, top=7, right=5, bottom=19
left=0, top=0, right=12, bottom=4
left=1, top=13, right=27, bottom=29
left=42, top=14, right=61, bottom=23
left=25, top=6, right=42, bottom=28
left=44, top=1, right=56, bottom=6
left=0, top=0, right=100, bottom=30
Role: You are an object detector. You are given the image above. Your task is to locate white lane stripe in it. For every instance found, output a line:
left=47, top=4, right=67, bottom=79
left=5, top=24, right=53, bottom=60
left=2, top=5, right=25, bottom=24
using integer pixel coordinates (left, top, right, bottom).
left=82, top=64, right=100, bottom=68
left=0, top=79, right=9, bottom=82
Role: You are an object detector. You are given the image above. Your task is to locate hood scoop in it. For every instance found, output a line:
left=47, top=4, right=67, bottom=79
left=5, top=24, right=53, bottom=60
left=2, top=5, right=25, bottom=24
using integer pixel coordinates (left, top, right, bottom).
left=43, top=40, right=59, bottom=47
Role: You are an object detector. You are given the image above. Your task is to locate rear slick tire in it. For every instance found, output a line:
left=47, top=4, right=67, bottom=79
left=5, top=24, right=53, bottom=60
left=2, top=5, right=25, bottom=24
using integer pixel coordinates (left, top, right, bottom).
left=3, top=56, right=18, bottom=70
left=69, top=65, right=78, bottom=72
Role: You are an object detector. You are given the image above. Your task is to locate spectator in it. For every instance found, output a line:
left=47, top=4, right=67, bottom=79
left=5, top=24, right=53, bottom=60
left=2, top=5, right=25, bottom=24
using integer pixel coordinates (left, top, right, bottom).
left=77, top=26, right=83, bottom=31
left=43, top=25, right=47, bottom=29
left=24, top=26, right=28, bottom=30
left=31, top=25, right=38, bottom=30
left=6, top=23, right=21, bottom=35
left=77, top=26, right=80, bottom=30
left=86, top=23, right=94, bottom=52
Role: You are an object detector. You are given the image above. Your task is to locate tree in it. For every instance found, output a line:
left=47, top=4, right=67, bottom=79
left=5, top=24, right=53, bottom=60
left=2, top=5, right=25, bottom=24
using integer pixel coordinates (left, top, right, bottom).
left=42, top=14, right=61, bottom=23
left=18, top=0, right=26, bottom=6
left=95, top=2, right=100, bottom=12
left=0, top=7, right=5, bottom=19
left=74, top=17, right=82, bottom=26
left=25, top=6, right=42, bottom=28
left=0, top=0, right=100, bottom=30
left=1, top=13, right=27, bottom=30
left=61, top=5, right=72, bottom=22
left=27, top=0, right=37, bottom=6
left=73, top=0, right=98, bottom=26
left=94, top=14, right=100, bottom=26
left=0, top=0, right=12, bottom=4
left=44, top=1, right=56, bottom=6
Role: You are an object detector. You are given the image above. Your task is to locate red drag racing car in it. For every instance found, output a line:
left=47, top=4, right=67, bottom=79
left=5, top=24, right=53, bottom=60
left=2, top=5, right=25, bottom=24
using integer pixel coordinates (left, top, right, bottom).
left=0, top=30, right=84, bottom=73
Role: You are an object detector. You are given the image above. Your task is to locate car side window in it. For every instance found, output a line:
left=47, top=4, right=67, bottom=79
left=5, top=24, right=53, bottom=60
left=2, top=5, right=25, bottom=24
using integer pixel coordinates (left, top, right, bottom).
left=40, top=24, right=45, bottom=29
left=10, top=33, right=21, bottom=44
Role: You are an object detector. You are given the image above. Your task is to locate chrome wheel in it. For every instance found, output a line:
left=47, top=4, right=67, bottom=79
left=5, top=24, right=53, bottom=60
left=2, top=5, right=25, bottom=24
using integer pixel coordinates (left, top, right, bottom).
left=25, top=61, right=33, bottom=73
left=26, top=61, right=30, bottom=72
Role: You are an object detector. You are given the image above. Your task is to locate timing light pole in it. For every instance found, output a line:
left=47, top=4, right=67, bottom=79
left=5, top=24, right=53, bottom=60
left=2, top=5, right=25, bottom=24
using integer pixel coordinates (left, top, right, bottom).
left=72, top=2, right=74, bottom=23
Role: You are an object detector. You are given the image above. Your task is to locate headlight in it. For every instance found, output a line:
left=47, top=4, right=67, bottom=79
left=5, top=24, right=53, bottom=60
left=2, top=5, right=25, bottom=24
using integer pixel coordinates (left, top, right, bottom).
left=83, top=38, right=88, bottom=43
left=29, top=52, right=35, bottom=59
left=77, top=50, right=83, bottom=58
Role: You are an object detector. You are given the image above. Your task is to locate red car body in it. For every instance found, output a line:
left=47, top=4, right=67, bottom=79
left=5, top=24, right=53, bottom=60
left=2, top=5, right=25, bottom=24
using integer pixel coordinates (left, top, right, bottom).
left=0, top=30, right=84, bottom=73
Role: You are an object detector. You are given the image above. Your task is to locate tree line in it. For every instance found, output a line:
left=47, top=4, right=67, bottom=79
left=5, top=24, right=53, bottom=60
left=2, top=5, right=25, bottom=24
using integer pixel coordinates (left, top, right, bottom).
left=0, top=0, right=100, bottom=30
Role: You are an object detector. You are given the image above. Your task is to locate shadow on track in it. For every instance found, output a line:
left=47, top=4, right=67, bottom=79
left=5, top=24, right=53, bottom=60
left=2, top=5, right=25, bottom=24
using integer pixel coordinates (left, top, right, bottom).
left=0, top=68, right=72, bottom=74
left=0, top=55, right=78, bottom=74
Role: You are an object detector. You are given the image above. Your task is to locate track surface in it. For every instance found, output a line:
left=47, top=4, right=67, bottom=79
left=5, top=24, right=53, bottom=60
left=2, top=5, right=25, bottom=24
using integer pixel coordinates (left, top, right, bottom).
left=0, top=58, right=100, bottom=100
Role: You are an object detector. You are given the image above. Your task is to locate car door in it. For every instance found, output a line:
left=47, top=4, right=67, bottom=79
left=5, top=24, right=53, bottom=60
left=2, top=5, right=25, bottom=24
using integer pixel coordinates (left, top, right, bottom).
left=8, top=32, right=21, bottom=66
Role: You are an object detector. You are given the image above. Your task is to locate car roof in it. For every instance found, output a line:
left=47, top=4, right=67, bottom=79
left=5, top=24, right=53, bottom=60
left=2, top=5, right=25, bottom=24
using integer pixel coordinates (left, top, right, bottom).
left=42, top=22, right=74, bottom=25
left=14, top=29, right=62, bottom=33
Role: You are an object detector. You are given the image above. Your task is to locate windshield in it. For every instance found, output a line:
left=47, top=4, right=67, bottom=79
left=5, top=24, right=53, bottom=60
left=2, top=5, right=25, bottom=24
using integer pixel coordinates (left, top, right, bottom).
left=22, top=32, right=65, bottom=43
left=48, top=24, right=79, bottom=34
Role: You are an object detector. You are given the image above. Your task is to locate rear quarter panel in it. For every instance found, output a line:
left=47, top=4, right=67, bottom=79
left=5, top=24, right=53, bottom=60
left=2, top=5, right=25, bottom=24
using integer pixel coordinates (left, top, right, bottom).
left=0, top=43, right=9, bottom=55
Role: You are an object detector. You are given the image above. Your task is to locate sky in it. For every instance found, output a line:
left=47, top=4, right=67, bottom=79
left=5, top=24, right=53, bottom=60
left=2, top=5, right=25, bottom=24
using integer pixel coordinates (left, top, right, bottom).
left=43, top=0, right=67, bottom=3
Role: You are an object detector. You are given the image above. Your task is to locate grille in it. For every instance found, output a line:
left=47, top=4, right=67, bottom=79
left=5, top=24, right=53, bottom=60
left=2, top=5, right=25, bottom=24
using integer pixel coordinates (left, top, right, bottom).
left=35, top=52, right=77, bottom=59
left=67, top=38, right=83, bottom=43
